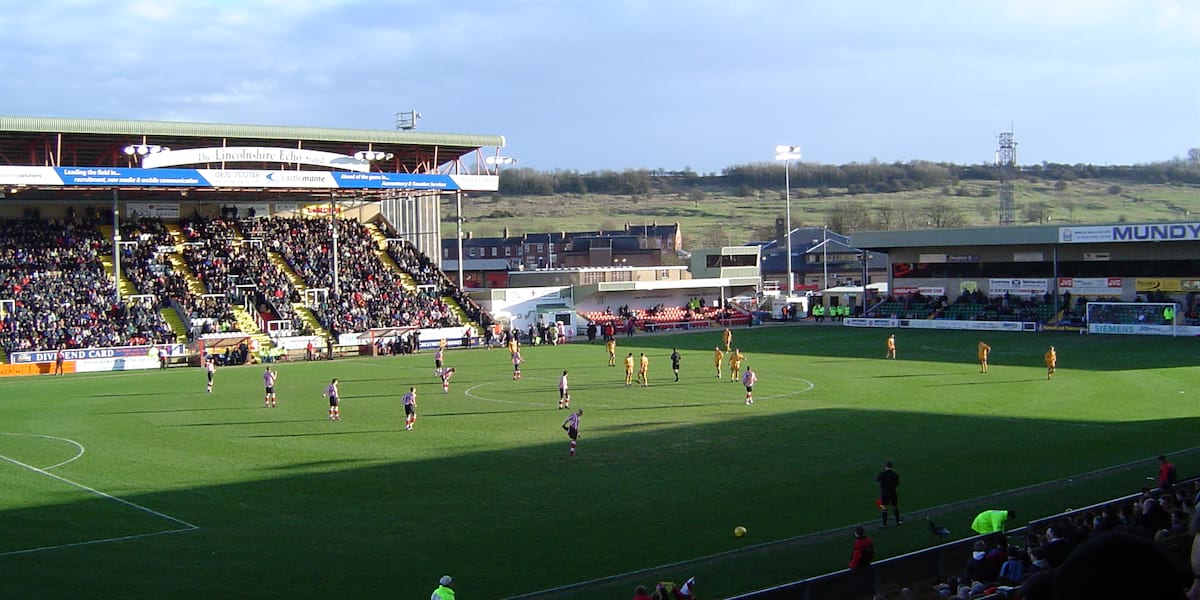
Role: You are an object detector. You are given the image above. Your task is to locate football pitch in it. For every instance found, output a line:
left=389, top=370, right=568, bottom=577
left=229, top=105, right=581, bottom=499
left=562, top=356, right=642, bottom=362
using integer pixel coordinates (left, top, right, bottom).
left=0, top=325, right=1196, bottom=599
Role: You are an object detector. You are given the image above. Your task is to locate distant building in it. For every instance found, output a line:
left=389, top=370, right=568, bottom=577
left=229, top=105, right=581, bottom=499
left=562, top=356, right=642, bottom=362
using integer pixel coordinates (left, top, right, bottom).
left=443, top=222, right=681, bottom=288
left=756, top=225, right=886, bottom=292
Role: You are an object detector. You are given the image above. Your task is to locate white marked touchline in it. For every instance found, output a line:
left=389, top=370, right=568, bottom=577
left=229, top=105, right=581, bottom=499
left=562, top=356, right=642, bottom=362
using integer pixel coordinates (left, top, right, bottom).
left=0, top=433, right=85, bottom=470
left=0, top=527, right=197, bottom=558
left=0, top=452, right=199, bottom=558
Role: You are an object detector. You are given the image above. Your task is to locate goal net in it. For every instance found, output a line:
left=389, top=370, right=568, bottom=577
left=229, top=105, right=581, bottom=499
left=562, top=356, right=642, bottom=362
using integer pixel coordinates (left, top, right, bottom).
left=1085, top=302, right=1180, bottom=336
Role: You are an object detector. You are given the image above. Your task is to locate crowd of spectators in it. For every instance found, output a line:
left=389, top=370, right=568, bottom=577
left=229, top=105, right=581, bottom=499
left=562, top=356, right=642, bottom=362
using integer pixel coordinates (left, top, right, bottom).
left=117, top=218, right=239, bottom=336
left=0, top=215, right=175, bottom=353
left=180, top=218, right=306, bottom=336
left=937, top=291, right=1057, bottom=323
left=384, top=236, right=491, bottom=329
left=859, top=478, right=1200, bottom=599
left=257, top=217, right=463, bottom=336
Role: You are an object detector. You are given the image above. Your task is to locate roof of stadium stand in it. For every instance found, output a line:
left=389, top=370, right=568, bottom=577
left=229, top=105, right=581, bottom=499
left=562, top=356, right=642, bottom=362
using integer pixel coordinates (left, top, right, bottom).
left=0, top=116, right=504, bottom=170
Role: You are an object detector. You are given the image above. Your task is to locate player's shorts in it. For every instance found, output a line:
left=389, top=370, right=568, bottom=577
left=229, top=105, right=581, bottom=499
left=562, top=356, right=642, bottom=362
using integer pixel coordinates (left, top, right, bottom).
left=560, top=388, right=568, bottom=399
left=567, top=427, right=579, bottom=441
left=265, top=386, right=274, bottom=394
left=672, top=362, right=680, bottom=370
left=880, top=493, right=898, bottom=506
left=744, top=385, right=753, bottom=393
left=513, top=364, right=521, bottom=372
left=404, top=404, right=415, bottom=416
left=435, top=360, right=443, bottom=368
left=328, top=396, right=339, bottom=407
left=207, top=372, right=214, bottom=383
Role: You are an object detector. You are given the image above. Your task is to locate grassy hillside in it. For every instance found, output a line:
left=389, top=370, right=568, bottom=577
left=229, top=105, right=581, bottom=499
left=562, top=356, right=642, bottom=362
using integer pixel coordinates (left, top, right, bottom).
left=448, top=179, right=1200, bottom=250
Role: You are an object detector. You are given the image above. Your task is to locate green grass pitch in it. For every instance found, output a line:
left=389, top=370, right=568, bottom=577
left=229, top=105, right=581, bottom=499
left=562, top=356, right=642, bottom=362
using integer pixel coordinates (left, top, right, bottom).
left=0, top=326, right=1196, bottom=599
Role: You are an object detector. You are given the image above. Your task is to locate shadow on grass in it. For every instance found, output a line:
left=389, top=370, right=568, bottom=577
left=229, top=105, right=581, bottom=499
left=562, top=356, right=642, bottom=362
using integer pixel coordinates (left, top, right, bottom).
left=2, top=406, right=1199, bottom=600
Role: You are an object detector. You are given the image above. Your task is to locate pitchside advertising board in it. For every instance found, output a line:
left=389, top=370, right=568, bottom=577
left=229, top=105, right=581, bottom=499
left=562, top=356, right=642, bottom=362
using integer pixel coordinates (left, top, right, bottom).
left=1059, top=222, right=1200, bottom=243
left=0, top=166, right=498, bottom=191
left=10, top=344, right=185, bottom=372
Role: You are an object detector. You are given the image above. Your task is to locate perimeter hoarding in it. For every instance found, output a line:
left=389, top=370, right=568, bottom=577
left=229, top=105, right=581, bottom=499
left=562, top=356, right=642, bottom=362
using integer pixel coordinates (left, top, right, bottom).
left=0, top=166, right=498, bottom=192
left=1059, top=222, right=1200, bottom=243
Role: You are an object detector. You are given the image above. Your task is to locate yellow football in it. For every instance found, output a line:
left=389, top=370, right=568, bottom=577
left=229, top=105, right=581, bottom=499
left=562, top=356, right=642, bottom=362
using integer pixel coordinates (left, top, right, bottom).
left=734, top=526, right=747, bottom=537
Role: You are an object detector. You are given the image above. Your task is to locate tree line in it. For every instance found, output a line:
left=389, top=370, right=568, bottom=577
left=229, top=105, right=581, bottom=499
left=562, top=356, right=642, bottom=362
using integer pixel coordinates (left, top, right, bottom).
left=497, top=152, right=1200, bottom=197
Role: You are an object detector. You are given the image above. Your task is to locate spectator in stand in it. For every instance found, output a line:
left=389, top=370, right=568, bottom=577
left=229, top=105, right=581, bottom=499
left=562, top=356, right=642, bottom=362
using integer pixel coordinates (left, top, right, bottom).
left=1041, top=523, right=1075, bottom=568
left=997, top=545, right=1025, bottom=585
left=1052, top=531, right=1186, bottom=600
left=962, top=540, right=995, bottom=584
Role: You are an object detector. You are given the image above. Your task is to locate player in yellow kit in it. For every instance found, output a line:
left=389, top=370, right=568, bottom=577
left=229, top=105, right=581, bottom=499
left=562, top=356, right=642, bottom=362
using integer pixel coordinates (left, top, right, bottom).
left=728, top=348, right=745, bottom=382
left=977, top=340, right=991, bottom=373
left=885, top=334, right=896, bottom=359
left=637, top=352, right=649, bottom=387
left=606, top=338, right=617, bottom=367
left=1044, top=345, right=1056, bottom=380
left=624, top=352, right=635, bottom=386
left=713, top=346, right=724, bottom=379
left=722, top=327, right=733, bottom=352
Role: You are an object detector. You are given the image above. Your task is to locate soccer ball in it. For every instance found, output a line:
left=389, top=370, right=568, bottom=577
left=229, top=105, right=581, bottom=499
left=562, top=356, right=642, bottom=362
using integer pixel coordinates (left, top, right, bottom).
left=734, top=526, right=746, bottom=537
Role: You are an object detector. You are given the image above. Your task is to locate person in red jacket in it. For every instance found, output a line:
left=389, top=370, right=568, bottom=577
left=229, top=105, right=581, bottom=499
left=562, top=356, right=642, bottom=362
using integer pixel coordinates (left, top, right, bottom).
left=1157, top=454, right=1176, bottom=491
left=849, top=526, right=875, bottom=569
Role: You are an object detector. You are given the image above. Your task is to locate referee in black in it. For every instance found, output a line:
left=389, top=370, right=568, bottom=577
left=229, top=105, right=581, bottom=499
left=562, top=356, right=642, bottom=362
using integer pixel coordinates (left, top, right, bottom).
left=877, top=460, right=901, bottom=528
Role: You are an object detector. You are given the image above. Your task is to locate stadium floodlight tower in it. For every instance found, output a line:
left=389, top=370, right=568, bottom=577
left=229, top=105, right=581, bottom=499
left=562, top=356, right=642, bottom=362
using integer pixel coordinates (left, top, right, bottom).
left=995, top=130, right=1017, bottom=226
left=774, top=145, right=802, bottom=294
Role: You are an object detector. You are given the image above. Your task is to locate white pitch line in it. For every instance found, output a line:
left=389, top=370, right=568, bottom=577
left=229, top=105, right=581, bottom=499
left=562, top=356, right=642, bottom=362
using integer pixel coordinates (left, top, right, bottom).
left=500, top=446, right=1200, bottom=600
left=0, top=527, right=197, bottom=558
left=0, top=450, right=199, bottom=558
left=0, top=433, right=85, bottom=470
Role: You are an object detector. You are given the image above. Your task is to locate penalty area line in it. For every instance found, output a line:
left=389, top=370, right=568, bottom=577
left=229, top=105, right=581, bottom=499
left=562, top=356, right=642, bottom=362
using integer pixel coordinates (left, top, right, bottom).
left=0, top=452, right=199, bottom=558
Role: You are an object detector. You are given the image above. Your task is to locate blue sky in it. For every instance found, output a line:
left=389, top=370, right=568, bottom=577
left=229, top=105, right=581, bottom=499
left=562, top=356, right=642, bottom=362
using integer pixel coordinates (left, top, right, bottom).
left=1, top=0, right=1197, bottom=172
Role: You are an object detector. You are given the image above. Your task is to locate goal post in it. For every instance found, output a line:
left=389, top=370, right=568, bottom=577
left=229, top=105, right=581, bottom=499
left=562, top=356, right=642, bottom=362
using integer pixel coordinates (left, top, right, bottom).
left=1085, top=301, right=1180, bottom=336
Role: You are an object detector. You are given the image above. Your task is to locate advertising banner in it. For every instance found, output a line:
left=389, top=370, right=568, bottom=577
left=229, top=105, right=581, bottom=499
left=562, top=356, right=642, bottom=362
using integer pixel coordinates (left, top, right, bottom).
left=1060, top=223, right=1200, bottom=243
left=1135, top=278, right=1189, bottom=293
left=0, top=166, right=500, bottom=192
left=10, top=344, right=184, bottom=364
left=893, top=286, right=945, bottom=296
left=1057, top=277, right=1122, bottom=296
left=125, top=202, right=180, bottom=219
left=988, top=278, right=1049, bottom=296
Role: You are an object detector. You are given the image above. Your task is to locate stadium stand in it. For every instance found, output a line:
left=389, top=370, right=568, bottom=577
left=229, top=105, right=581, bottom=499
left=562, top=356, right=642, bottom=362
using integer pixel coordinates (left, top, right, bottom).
left=0, top=215, right=175, bottom=353
left=934, top=290, right=1058, bottom=323
left=254, top=217, right=464, bottom=336
left=868, top=295, right=941, bottom=320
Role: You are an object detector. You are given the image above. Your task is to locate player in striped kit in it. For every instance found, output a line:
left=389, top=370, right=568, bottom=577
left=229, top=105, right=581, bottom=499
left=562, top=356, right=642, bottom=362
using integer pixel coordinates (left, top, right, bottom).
left=263, top=367, right=278, bottom=407
left=402, top=387, right=418, bottom=430
left=438, top=367, right=456, bottom=393
left=205, top=355, right=216, bottom=393
left=558, top=370, right=570, bottom=409
left=561, top=408, right=583, bottom=456
left=323, top=378, right=340, bottom=420
left=742, top=366, right=757, bottom=405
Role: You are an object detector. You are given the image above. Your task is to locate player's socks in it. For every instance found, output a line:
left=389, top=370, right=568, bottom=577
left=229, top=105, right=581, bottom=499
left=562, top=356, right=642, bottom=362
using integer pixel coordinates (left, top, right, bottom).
left=569, top=441, right=576, bottom=456
left=881, top=510, right=888, bottom=527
